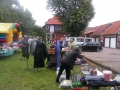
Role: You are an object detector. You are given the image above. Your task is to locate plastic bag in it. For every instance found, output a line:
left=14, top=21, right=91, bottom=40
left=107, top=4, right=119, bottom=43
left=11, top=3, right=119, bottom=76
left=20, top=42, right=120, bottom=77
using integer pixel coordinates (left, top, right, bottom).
left=56, top=68, right=66, bottom=75
left=115, top=74, right=120, bottom=83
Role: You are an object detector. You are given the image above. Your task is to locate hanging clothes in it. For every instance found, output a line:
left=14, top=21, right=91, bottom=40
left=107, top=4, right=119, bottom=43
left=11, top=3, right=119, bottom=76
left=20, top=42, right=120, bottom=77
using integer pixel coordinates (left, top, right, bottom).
left=21, top=38, right=29, bottom=59
left=28, top=37, right=33, bottom=55
left=33, top=40, right=48, bottom=68
left=31, top=39, right=36, bottom=55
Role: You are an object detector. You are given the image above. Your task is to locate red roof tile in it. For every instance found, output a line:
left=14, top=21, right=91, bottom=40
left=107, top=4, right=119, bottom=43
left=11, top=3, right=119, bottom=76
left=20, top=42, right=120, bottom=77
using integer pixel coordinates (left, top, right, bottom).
left=104, top=20, right=120, bottom=35
left=84, top=27, right=98, bottom=35
left=91, top=24, right=109, bottom=36
left=84, top=29, right=94, bottom=34
left=46, top=16, right=62, bottom=25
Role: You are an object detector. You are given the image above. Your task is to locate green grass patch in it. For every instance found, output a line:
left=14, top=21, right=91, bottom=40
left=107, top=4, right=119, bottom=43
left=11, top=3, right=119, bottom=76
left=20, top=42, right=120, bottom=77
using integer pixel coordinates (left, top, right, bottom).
left=0, top=50, right=111, bottom=90
left=0, top=51, right=60, bottom=90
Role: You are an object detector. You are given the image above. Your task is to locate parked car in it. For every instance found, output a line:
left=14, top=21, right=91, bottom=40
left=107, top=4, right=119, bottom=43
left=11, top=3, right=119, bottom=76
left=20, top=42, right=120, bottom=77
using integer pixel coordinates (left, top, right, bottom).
left=68, top=37, right=94, bottom=45
left=76, top=42, right=103, bottom=52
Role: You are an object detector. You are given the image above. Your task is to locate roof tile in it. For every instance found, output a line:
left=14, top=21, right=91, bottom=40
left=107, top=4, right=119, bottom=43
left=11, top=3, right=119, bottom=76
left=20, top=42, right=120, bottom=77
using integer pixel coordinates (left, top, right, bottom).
left=91, top=24, right=109, bottom=36
left=104, top=20, right=120, bottom=35
left=46, top=16, right=62, bottom=25
left=84, top=27, right=98, bottom=35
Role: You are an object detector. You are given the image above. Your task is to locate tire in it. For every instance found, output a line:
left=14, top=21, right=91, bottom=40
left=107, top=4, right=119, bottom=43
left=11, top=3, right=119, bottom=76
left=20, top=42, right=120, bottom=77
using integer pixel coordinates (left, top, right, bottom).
left=96, top=48, right=100, bottom=52
left=101, top=47, right=103, bottom=50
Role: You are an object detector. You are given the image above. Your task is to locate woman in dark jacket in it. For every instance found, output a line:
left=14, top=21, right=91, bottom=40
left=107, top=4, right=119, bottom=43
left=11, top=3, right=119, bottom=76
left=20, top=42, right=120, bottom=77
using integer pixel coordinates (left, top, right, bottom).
left=56, top=47, right=83, bottom=83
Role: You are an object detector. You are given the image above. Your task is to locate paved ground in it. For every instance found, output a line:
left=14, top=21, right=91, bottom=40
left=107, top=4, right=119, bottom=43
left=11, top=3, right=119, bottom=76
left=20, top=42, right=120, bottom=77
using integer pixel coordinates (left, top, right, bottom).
left=82, top=47, right=120, bottom=73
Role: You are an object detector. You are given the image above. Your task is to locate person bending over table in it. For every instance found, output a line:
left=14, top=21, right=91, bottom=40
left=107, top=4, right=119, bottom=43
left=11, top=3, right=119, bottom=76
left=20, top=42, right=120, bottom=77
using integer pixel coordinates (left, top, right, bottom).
left=56, top=47, right=84, bottom=83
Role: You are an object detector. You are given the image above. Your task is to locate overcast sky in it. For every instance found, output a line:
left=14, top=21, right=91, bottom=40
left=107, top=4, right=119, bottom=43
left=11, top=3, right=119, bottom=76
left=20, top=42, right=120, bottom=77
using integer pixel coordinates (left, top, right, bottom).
left=18, top=0, right=120, bottom=27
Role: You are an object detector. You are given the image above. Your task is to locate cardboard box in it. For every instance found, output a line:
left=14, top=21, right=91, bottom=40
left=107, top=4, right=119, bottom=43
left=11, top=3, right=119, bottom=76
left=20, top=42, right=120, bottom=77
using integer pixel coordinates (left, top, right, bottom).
left=81, top=87, right=88, bottom=90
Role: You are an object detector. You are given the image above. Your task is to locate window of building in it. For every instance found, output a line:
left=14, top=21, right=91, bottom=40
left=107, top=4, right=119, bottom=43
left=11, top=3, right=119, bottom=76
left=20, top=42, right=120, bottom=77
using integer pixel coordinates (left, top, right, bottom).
left=46, top=25, right=49, bottom=29
left=55, top=25, right=61, bottom=30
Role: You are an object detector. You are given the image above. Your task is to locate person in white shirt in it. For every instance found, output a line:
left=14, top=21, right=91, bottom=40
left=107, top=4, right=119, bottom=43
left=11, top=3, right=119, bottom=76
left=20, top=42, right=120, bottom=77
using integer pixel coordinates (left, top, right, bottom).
left=62, top=34, right=69, bottom=47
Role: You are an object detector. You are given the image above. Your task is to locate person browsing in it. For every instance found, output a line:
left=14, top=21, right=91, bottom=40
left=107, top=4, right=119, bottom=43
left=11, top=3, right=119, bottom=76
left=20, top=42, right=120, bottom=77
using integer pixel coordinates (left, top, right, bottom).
left=68, top=38, right=76, bottom=50
left=62, top=34, right=69, bottom=47
left=56, top=47, right=84, bottom=83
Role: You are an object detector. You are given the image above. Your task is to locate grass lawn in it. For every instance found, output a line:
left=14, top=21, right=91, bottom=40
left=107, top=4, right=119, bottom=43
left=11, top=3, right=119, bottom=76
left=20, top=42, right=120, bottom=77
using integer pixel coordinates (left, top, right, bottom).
left=0, top=50, right=111, bottom=90
left=0, top=50, right=79, bottom=90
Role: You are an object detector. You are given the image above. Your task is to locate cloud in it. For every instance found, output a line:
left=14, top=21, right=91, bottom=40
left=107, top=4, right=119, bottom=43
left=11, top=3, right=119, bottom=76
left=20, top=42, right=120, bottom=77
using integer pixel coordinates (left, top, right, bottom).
left=89, top=0, right=120, bottom=27
left=18, top=0, right=120, bottom=27
left=18, top=0, right=53, bottom=27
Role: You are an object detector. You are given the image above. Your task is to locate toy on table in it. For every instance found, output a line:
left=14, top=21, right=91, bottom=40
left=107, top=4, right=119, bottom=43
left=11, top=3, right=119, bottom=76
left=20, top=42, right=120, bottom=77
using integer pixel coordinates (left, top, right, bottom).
left=72, top=82, right=82, bottom=88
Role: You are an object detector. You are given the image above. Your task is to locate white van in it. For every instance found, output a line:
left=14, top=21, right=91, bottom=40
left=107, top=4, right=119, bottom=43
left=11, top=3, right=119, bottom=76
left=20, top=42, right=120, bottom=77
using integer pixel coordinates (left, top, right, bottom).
left=68, top=37, right=94, bottom=45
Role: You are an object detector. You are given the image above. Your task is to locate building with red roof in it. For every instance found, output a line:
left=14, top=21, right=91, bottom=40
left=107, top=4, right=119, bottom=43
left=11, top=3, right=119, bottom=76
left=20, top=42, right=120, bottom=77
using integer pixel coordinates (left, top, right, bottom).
left=84, top=27, right=98, bottom=38
left=103, top=20, right=120, bottom=48
left=44, top=16, right=120, bottom=48
left=45, top=16, right=62, bottom=25
left=43, top=16, right=65, bottom=43
left=85, top=20, right=120, bottom=49
left=91, top=23, right=112, bottom=43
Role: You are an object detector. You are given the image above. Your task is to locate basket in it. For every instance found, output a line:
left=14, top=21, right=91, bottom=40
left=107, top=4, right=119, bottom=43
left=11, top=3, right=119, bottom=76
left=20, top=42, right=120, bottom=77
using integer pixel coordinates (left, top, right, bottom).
left=71, top=69, right=81, bottom=82
left=48, top=48, right=56, bottom=54
left=71, top=73, right=81, bottom=82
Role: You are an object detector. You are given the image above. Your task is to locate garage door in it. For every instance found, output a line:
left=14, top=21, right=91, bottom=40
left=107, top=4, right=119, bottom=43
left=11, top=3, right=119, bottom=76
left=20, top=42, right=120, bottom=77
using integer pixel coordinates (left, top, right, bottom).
left=92, top=38, right=95, bottom=42
left=110, top=38, right=116, bottom=48
left=96, top=38, right=99, bottom=42
left=105, top=38, right=109, bottom=47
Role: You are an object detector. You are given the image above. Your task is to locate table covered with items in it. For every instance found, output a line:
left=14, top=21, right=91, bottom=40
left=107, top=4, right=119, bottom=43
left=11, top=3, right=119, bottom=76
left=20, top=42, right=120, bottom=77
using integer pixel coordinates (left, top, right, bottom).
left=0, top=48, right=14, bottom=56
left=10, top=43, right=22, bottom=51
left=46, top=47, right=72, bottom=68
left=58, top=64, right=120, bottom=90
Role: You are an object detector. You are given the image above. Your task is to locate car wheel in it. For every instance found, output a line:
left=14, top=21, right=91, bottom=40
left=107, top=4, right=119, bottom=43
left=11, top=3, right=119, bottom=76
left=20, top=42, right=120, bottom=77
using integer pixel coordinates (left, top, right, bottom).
left=101, top=47, right=103, bottom=50
left=96, top=48, right=100, bottom=52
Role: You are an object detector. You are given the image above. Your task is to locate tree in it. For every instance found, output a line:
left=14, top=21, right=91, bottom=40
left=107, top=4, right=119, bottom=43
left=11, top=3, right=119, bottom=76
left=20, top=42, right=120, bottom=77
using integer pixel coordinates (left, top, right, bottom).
left=0, top=0, right=46, bottom=38
left=0, top=0, right=36, bottom=35
left=47, top=0, right=95, bottom=36
left=33, top=25, right=46, bottom=42
left=18, top=9, right=36, bottom=35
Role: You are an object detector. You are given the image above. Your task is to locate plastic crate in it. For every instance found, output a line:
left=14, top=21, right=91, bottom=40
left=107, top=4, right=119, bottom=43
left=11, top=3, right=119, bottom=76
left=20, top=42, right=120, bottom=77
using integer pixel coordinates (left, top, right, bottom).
left=71, top=73, right=81, bottom=82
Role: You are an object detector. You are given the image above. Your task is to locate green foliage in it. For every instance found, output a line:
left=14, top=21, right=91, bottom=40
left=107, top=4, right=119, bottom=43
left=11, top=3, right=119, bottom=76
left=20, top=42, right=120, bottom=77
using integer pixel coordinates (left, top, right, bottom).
left=0, top=0, right=46, bottom=38
left=47, top=0, right=95, bottom=36
left=33, top=25, right=46, bottom=42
